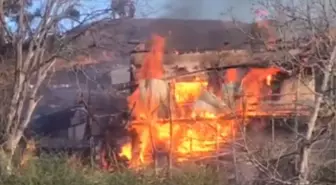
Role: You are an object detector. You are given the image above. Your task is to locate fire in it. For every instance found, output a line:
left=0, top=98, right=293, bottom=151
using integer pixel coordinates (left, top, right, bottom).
left=226, top=68, right=238, bottom=83
left=239, top=67, right=280, bottom=112
left=174, top=80, right=207, bottom=104
left=118, top=34, right=281, bottom=168
left=120, top=143, right=132, bottom=160
left=120, top=115, right=233, bottom=165
left=266, top=75, right=272, bottom=86
left=139, top=34, right=165, bottom=79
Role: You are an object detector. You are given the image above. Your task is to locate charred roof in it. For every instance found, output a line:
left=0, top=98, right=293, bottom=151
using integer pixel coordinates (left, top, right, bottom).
left=68, top=18, right=253, bottom=53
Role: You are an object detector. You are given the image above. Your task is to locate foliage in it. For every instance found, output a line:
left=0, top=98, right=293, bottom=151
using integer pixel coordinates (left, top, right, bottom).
left=0, top=154, right=220, bottom=185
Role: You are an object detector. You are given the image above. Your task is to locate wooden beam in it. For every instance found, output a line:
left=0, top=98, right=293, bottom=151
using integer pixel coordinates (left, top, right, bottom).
left=129, top=111, right=310, bottom=125
left=112, top=63, right=291, bottom=91
left=131, top=49, right=298, bottom=69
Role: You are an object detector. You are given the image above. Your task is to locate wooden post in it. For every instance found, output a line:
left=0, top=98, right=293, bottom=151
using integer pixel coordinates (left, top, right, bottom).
left=130, top=128, right=140, bottom=167
left=129, top=64, right=136, bottom=93
left=271, top=118, right=275, bottom=144
left=294, top=67, right=302, bottom=172
left=153, top=150, right=169, bottom=175
left=189, top=123, right=193, bottom=156
left=168, top=82, right=173, bottom=177
left=87, top=94, right=94, bottom=168
left=216, top=122, right=220, bottom=172
left=331, top=68, right=336, bottom=140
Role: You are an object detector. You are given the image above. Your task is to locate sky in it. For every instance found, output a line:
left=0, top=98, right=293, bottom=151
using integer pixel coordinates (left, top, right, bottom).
left=79, top=0, right=257, bottom=22
left=24, top=0, right=260, bottom=32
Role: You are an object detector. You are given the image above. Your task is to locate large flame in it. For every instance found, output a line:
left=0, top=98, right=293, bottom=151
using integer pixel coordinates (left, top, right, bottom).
left=119, top=34, right=280, bottom=168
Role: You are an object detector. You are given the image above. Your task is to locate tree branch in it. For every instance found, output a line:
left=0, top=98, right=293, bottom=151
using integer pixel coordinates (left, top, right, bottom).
left=299, top=45, right=336, bottom=184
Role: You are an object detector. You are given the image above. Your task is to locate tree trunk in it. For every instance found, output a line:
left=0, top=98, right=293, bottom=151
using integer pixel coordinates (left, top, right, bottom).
left=298, top=46, right=336, bottom=184
left=2, top=57, right=55, bottom=173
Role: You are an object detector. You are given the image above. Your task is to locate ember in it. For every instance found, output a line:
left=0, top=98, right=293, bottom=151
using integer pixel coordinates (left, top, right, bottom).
left=119, top=34, right=283, bottom=168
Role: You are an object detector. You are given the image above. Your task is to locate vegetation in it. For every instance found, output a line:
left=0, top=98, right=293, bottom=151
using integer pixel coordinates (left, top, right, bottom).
left=0, top=0, right=335, bottom=185
left=0, top=0, right=108, bottom=172
left=0, top=155, right=219, bottom=185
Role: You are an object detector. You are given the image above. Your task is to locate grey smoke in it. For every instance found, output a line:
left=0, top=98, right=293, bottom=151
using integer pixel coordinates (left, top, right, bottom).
left=162, top=0, right=255, bottom=21
left=163, top=0, right=206, bottom=19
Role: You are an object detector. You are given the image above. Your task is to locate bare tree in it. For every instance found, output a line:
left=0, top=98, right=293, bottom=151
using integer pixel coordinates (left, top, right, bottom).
left=0, top=0, right=111, bottom=172
left=225, top=0, right=336, bottom=184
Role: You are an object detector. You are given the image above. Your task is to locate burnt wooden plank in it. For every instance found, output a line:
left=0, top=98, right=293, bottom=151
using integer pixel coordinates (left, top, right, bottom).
left=130, top=49, right=296, bottom=75
left=130, top=111, right=311, bottom=125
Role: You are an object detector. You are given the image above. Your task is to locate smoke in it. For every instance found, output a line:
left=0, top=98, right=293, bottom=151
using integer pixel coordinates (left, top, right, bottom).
left=163, top=0, right=206, bottom=19
left=161, top=0, right=255, bottom=21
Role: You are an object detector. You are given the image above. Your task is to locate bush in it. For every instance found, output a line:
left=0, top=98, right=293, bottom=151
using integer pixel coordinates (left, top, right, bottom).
left=0, top=155, right=220, bottom=185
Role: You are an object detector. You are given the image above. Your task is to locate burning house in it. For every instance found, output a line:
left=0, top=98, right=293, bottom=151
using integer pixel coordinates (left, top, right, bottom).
left=27, top=18, right=317, bottom=170
left=105, top=19, right=316, bottom=169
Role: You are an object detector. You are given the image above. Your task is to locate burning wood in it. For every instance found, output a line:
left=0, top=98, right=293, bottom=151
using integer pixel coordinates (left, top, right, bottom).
left=193, top=90, right=227, bottom=114
left=112, top=33, right=317, bottom=170
left=130, top=35, right=169, bottom=119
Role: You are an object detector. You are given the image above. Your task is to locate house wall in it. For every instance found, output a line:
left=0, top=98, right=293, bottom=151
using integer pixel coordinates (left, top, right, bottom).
left=68, top=107, right=88, bottom=141
left=130, top=49, right=316, bottom=116
left=278, top=74, right=315, bottom=107
left=260, top=74, right=316, bottom=114
left=130, top=49, right=297, bottom=82
left=131, top=50, right=252, bottom=77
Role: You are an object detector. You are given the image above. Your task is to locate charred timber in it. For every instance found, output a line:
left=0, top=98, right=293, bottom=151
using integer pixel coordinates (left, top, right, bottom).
left=112, top=64, right=290, bottom=91
left=130, top=36, right=320, bottom=75
left=130, top=49, right=302, bottom=73
left=129, top=112, right=311, bottom=125
left=130, top=38, right=310, bottom=54
left=130, top=47, right=233, bottom=54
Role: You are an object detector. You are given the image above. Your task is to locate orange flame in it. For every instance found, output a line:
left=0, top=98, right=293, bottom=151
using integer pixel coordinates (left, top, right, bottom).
left=225, top=68, right=238, bottom=83
left=118, top=35, right=281, bottom=168
left=139, top=34, right=165, bottom=79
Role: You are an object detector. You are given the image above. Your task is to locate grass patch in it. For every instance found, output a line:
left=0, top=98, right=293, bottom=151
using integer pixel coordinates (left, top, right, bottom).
left=0, top=154, right=220, bottom=185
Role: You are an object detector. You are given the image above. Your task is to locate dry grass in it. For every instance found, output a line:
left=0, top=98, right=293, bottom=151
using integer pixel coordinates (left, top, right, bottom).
left=0, top=154, right=220, bottom=185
